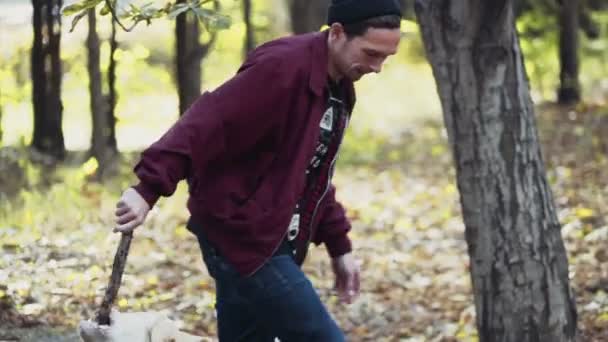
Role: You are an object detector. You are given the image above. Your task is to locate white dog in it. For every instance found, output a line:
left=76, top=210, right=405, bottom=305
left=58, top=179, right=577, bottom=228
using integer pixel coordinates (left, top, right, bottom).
left=79, top=310, right=208, bottom=342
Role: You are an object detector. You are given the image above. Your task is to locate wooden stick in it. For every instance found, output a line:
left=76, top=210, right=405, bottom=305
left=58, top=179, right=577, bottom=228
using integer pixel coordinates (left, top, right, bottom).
left=95, top=232, right=133, bottom=326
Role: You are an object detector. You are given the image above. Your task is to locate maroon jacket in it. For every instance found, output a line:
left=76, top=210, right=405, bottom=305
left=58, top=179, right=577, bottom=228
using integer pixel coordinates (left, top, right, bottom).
left=133, top=31, right=356, bottom=276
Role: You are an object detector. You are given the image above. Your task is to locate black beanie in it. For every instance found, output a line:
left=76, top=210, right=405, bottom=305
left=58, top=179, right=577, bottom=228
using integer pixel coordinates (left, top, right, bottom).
left=327, top=0, right=402, bottom=26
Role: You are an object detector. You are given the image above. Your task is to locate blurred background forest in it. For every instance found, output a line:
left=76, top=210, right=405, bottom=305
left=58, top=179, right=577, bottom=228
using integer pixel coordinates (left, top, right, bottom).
left=0, top=0, right=607, bottom=341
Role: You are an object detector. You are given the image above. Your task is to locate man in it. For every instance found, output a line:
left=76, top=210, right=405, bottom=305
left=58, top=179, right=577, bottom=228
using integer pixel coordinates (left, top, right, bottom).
left=113, top=0, right=402, bottom=340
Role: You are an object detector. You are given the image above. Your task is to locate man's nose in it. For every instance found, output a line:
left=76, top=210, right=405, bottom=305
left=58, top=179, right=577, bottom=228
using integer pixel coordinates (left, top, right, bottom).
left=370, top=62, right=383, bottom=74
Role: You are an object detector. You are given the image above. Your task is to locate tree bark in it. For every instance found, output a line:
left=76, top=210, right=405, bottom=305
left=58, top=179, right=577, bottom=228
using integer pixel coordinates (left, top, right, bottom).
left=243, top=0, right=255, bottom=58
left=289, top=0, right=328, bottom=34
left=88, top=10, right=118, bottom=178
left=31, top=0, right=65, bottom=160
left=107, top=17, right=118, bottom=154
left=88, top=10, right=107, bottom=161
left=415, top=1, right=577, bottom=341
left=0, top=90, right=3, bottom=145
left=557, top=0, right=581, bottom=104
left=175, top=1, right=202, bottom=115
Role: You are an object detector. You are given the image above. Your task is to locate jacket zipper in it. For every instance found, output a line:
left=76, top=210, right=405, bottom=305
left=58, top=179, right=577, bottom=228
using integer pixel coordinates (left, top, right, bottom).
left=300, top=113, right=349, bottom=262
left=249, top=106, right=349, bottom=275
left=247, top=227, right=290, bottom=277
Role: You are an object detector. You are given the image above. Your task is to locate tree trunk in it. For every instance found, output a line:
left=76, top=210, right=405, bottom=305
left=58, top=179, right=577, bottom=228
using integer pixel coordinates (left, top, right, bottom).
left=243, top=0, right=255, bottom=58
left=289, top=0, right=328, bottom=34
left=88, top=10, right=107, bottom=160
left=88, top=10, right=118, bottom=178
left=415, top=1, right=577, bottom=341
left=557, top=0, right=581, bottom=104
left=175, top=1, right=202, bottom=115
left=0, top=90, right=3, bottom=145
left=107, top=17, right=118, bottom=154
left=31, top=0, right=65, bottom=160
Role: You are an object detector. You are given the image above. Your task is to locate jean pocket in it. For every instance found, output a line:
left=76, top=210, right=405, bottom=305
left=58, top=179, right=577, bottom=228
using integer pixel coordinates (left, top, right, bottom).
left=202, top=252, right=239, bottom=281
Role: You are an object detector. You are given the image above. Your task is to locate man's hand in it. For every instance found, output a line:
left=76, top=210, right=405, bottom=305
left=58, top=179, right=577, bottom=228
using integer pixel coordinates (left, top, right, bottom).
left=331, top=252, right=360, bottom=304
left=114, top=188, right=150, bottom=233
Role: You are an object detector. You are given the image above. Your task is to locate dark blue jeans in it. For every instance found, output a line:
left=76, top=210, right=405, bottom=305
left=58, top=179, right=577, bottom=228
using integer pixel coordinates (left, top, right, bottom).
left=193, top=230, right=345, bottom=342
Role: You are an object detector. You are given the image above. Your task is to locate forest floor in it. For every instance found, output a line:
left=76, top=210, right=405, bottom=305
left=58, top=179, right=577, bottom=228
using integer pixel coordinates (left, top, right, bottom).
left=0, top=103, right=607, bottom=341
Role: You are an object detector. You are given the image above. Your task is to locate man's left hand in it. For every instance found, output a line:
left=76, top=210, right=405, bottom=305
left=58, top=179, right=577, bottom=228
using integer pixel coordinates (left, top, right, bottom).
left=331, top=252, right=360, bottom=304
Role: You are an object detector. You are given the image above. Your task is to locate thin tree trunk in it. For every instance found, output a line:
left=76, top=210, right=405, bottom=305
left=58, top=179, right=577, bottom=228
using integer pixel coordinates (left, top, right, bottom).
left=31, top=0, right=45, bottom=148
left=88, top=10, right=106, bottom=159
left=0, top=90, right=3, bottom=145
left=88, top=10, right=118, bottom=179
left=31, top=0, right=65, bottom=160
left=289, top=0, right=328, bottom=34
left=107, top=17, right=118, bottom=153
left=176, top=0, right=202, bottom=115
left=557, top=0, right=581, bottom=104
left=415, top=1, right=577, bottom=341
left=243, top=0, right=255, bottom=58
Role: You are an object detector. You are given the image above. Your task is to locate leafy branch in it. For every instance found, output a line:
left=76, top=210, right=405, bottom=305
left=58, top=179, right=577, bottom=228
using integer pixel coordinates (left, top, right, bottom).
left=62, top=0, right=231, bottom=33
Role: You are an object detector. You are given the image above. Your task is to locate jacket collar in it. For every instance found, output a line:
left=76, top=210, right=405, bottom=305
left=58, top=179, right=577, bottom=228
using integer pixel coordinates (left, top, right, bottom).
left=309, top=30, right=330, bottom=97
left=309, top=30, right=356, bottom=111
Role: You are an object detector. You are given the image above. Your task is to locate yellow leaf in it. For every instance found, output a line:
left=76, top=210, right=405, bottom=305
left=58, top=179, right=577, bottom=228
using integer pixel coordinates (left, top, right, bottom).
left=88, top=265, right=102, bottom=275
left=394, top=217, right=412, bottom=231
left=158, top=292, right=175, bottom=301
left=575, top=208, right=594, bottom=219
left=431, top=144, right=445, bottom=156
left=81, top=157, right=99, bottom=177
left=401, top=19, right=419, bottom=34
left=146, top=275, right=159, bottom=286
left=175, top=225, right=188, bottom=238
left=0, top=290, right=5, bottom=298
left=597, top=311, right=608, bottom=322
left=444, top=184, right=457, bottom=195
left=118, top=298, right=128, bottom=308
left=208, top=296, right=216, bottom=309
left=388, top=150, right=400, bottom=161
left=197, top=279, right=208, bottom=289
left=24, top=210, right=33, bottom=225
left=132, top=301, right=142, bottom=311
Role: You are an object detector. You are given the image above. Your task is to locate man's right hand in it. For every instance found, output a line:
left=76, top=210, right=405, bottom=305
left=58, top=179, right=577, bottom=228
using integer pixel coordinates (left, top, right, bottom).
left=114, top=188, right=150, bottom=233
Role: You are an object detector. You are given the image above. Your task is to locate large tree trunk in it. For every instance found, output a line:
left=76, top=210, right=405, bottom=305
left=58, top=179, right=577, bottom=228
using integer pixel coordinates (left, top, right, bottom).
left=557, top=0, right=581, bottom=104
left=415, top=1, right=577, bottom=341
left=289, top=0, right=328, bottom=34
left=88, top=9, right=118, bottom=178
left=243, top=0, right=255, bottom=58
left=175, top=1, right=202, bottom=115
left=31, top=0, right=65, bottom=160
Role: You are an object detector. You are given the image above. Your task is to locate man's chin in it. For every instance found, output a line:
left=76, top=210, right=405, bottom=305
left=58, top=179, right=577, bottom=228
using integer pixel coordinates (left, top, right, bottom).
left=348, top=73, right=364, bottom=82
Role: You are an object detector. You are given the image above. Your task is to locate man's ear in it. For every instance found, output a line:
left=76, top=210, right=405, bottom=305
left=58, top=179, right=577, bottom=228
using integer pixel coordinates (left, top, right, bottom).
left=329, top=22, right=346, bottom=41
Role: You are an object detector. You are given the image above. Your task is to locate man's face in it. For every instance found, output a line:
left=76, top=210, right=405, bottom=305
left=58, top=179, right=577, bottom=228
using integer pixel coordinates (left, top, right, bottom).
left=330, top=25, right=401, bottom=81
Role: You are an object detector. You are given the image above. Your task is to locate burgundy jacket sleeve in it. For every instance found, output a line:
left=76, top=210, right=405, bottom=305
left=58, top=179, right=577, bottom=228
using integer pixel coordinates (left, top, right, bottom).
left=133, top=54, right=295, bottom=208
left=313, top=184, right=352, bottom=258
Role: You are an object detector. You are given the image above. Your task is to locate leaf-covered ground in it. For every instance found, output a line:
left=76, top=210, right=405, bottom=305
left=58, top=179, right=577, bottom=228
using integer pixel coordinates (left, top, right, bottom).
left=0, top=104, right=607, bottom=341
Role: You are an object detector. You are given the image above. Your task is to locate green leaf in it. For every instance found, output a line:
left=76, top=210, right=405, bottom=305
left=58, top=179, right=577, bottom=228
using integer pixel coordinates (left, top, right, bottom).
left=62, top=0, right=103, bottom=16
left=213, top=14, right=231, bottom=29
left=167, top=4, right=190, bottom=20
left=192, top=7, right=231, bottom=29
left=69, top=9, right=89, bottom=32
left=62, top=3, right=85, bottom=16
left=100, top=3, right=110, bottom=16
